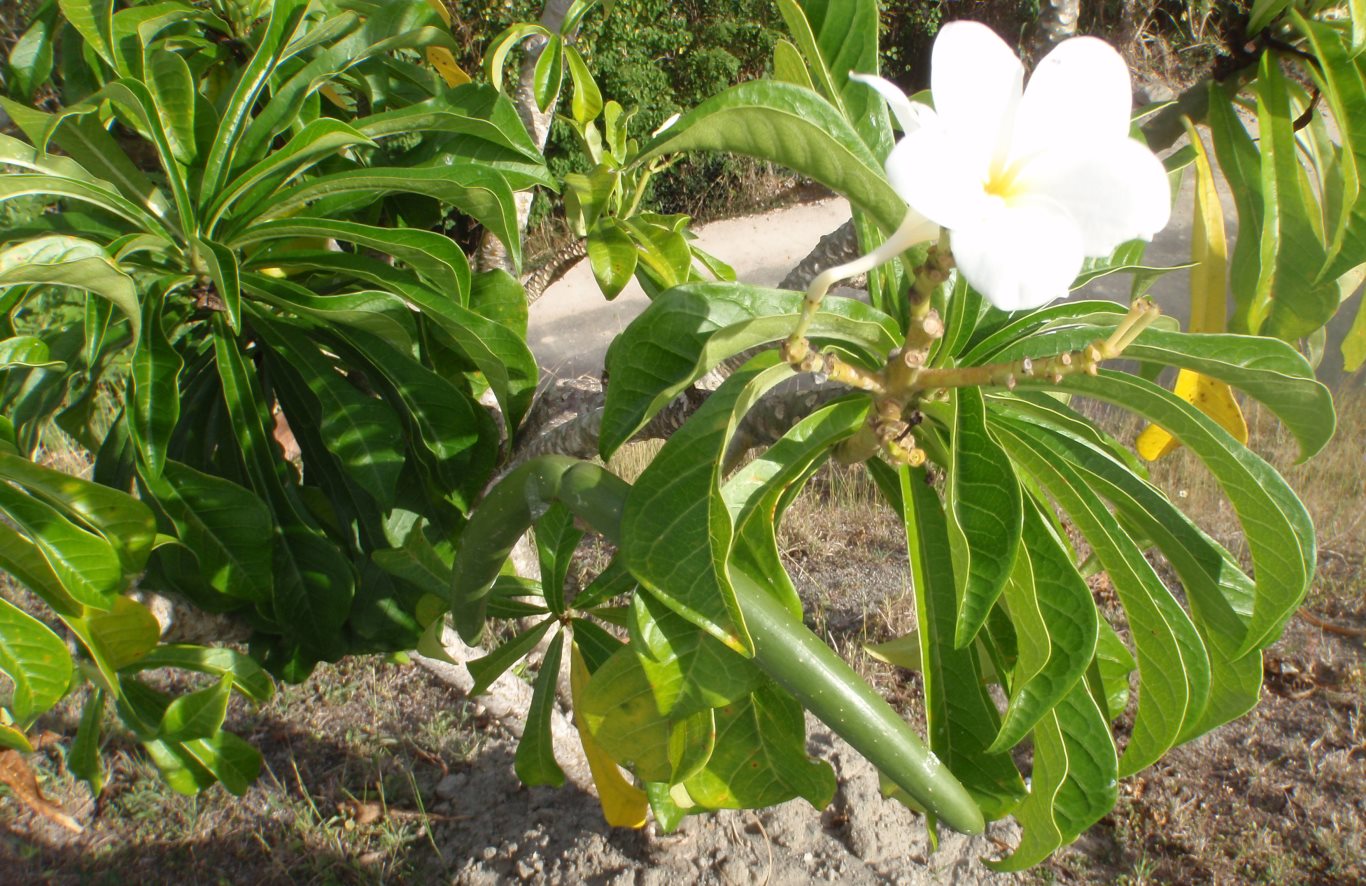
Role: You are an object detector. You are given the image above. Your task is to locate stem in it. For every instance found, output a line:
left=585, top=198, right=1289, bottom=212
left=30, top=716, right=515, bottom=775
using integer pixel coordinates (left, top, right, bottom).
left=785, top=211, right=938, bottom=361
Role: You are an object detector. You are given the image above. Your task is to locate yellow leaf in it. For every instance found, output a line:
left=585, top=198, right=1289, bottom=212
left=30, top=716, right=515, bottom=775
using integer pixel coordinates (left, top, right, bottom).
left=428, top=47, right=471, bottom=87
left=571, top=645, right=648, bottom=828
left=424, top=0, right=452, bottom=27
left=1136, top=368, right=1249, bottom=459
left=1138, top=119, right=1247, bottom=460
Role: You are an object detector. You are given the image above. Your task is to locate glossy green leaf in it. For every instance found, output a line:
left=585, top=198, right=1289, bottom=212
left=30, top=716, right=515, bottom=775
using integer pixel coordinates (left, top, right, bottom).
left=0, top=448, right=155, bottom=575
left=0, top=337, right=62, bottom=372
left=586, top=219, right=637, bottom=300
left=70, top=689, right=106, bottom=795
left=78, top=596, right=161, bottom=674
left=634, top=80, right=905, bottom=235
left=206, top=120, right=375, bottom=232
left=989, top=498, right=1098, bottom=753
left=947, top=387, right=1021, bottom=648
left=0, top=239, right=141, bottom=340
left=579, top=642, right=674, bottom=781
left=158, top=675, right=232, bottom=743
left=0, top=596, right=73, bottom=723
left=1051, top=370, right=1313, bottom=657
left=254, top=318, right=405, bottom=509
left=534, top=503, right=581, bottom=616
left=1252, top=52, right=1337, bottom=339
left=143, top=460, right=274, bottom=604
left=995, top=419, right=1210, bottom=776
left=181, top=730, right=261, bottom=796
left=515, top=631, right=566, bottom=788
left=199, top=0, right=308, bottom=207
left=786, top=0, right=888, bottom=157
left=123, top=644, right=274, bottom=704
left=0, top=482, right=123, bottom=607
left=7, top=11, right=55, bottom=103
left=0, top=523, right=84, bottom=617
left=468, top=618, right=554, bottom=697
left=601, top=283, right=898, bottom=458
left=623, top=355, right=795, bottom=654
left=533, top=35, right=564, bottom=112
left=987, top=682, right=1117, bottom=871
left=900, top=465, right=1026, bottom=819
left=236, top=217, right=468, bottom=301
left=146, top=48, right=197, bottom=164
left=243, top=275, right=415, bottom=355
left=564, top=43, right=602, bottom=124
left=130, top=289, right=182, bottom=479
left=629, top=592, right=763, bottom=719
left=58, top=0, right=115, bottom=66
left=683, top=684, right=835, bottom=810
left=143, top=736, right=217, bottom=795
left=261, top=165, right=523, bottom=270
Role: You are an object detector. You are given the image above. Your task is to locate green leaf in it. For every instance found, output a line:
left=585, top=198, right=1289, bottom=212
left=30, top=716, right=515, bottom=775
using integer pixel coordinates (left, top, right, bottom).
left=0, top=337, right=63, bottom=372
left=514, top=631, right=566, bottom=788
left=142, top=460, right=274, bottom=604
left=900, top=465, right=1026, bottom=819
left=0, top=482, right=123, bottom=607
left=683, top=684, right=836, bottom=810
left=946, top=387, right=1021, bottom=648
left=206, top=120, right=375, bottom=233
left=784, top=0, right=888, bottom=157
left=58, top=0, right=115, bottom=67
left=122, top=644, right=274, bottom=704
left=194, top=238, right=241, bottom=332
left=989, top=501, right=1098, bottom=753
left=986, top=682, right=1118, bottom=871
left=1252, top=51, right=1337, bottom=338
left=995, top=419, right=1211, bottom=776
left=0, top=239, right=141, bottom=340
left=467, top=618, right=554, bottom=697
left=533, top=35, right=564, bottom=112
left=534, top=504, right=582, bottom=616
left=7, top=11, right=55, bottom=103
left=1050, top=371, right=1313, bottom=657
left=254, top=318, right=405, bottom=509
left=199, top=0, right=308, bottom=207
left=623, top=355, right=795, bottom=654
left=772, top=39, right=814, bottom=90
left=358, top=85, right=543, bottom=161
left=0, top=523, right=84, bottom=617
left=0, top=596, right=73, bottom=723
left=601, top=283, right=899, bottom=458
left=261, top=166, right=523, bottom=270
left=158, top=675, right=232, bottom=742
left=0, top=448, right=155, bottom=575
left=146, top=48, right=197, bottom=165
left=629, top=592, right=763, bottom=719
left=77, top=596, right=161, bottom=676
left=243, top=275, right=416, bottom=355
left=564, top=43, right=602, bottom=124
left=634, top=80, right=905, bottom=235
left=130, top=288, right=183, bottom=479
left=586, top=219, right=637, bottom=300
left=181, top=730, right=261, bottom=796
left=235, top=217, right=468, bottom=302
left=578, top=642, right=673, bottom=781
left=70, top=689, right=106, bottom=795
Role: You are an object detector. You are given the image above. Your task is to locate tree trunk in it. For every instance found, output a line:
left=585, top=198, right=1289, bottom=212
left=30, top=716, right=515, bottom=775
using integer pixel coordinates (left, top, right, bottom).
left=476, top=0, right=580, bottom=274
left=1030, top=0, right=1081, bottom=59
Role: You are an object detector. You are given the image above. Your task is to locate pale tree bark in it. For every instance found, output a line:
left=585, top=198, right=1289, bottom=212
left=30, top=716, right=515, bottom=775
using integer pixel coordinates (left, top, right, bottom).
left=475, top=0, right=579, bottom=274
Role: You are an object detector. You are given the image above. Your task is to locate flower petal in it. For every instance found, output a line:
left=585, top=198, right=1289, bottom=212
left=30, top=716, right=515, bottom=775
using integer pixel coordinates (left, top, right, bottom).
left=1015, top=37, right=1133, bottom=157
left=884, top=122, right=993, bottom=231
left=951, top=198, right=1084, bottom=311
left=1016, top=137, right=1172, bottom=255
left=850, top=73, right=932, bottom=136
left=931, top=21, right=1023, bottom=174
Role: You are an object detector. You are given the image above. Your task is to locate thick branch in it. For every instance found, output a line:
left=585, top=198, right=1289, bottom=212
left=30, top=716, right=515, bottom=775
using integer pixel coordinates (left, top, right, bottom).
left=778, top=220, right=861, bottom=292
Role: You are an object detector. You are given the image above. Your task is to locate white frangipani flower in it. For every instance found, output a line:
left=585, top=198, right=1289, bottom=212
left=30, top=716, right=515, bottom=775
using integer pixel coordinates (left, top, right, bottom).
left=853, top=22, right=1171, bottom=311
